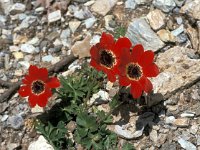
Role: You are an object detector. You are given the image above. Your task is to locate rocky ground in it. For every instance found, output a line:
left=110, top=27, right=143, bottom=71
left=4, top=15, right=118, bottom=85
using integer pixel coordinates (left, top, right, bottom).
left=0, top=0, right=200, bottom=149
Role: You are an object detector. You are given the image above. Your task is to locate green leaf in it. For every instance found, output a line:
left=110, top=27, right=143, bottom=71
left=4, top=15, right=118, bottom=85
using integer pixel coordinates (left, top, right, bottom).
left=122, top=142, right=135, bottom=150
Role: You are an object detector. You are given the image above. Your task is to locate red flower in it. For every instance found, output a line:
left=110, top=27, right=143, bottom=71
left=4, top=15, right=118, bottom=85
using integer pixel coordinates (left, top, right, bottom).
left=18, top=65, right=60, bottom=107
left=90, top=32, right=131, bottom=82
left=118, top=42, right=159, bottom=98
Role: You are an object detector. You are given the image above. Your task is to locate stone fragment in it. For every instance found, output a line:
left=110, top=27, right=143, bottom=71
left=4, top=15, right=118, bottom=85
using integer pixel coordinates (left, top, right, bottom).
left=125, top=0, right=137, bottom=9
left=28, top=136, right=54, bottom=150
left=9, top=3, right=26, bottom=14
left=90, top=35, right=101, bottom=45
left=91, top=0, right=117, bottom=16
left=74, top=0, right=88, bottom=2
left=190, top=124, right=198, bottom=135
left=42, top=55, right=54, bottom=62
left=126, top=18, right=164, bottom=51
left=180, top=0, right=200, bottom=20
left=197, top=21, right=200, bottom=53
left=151, top=46, right=200, bottom=97
left=21, top=44, right=37, bottom=54
left=71, top=34, right=91, bottom=58
left=135, top=0, right=152, bottom=4
left=48, top=10, right=61, bottom=23
left=84, top=17, right=96, bottom=28
left=13, top=34, right=28, bottom=45
left=66, top=121, right=76, bottom=132
left=146, top=9, right=165, bottom=30
left=153, top=0, right=176, bottom=12
left=31, top=105, right=44, bottom=113
left=104, top=15, right=115, bottom=31
left=4, top=54, right=10, bottom=70
left=8, top=115, right=24, bottom=129
left=165, top=116, right=175, bottom=124
left=0, top=0, right=13, bottom=15
left=69, top=21, right=81, bottom=33
left=171, top=24, right=184, bottom=36
left=157, top=29, right=175, bottom=42
left=150, top=130, right=158, bottom=143
left=173, top=118, right=189, bottom=127
left=186, top=25, right=199, bottom=50
left=178, top=138, right=197, bottom=150
left=12, top=52, right=24, bottom=59
left=18, top=16, right=37, bottom=30
left=180, top=112, right=195, bottom=118
left=74, top=7, right=93, bottom=20
left=88, top=90, right=110, bottom=106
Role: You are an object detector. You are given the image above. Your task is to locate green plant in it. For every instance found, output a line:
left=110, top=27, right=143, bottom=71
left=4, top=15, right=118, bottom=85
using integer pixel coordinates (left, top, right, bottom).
left=114, top=26, right=126, bottom=39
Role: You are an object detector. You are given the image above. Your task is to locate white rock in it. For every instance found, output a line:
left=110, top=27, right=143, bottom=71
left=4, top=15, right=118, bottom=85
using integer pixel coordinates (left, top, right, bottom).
left=31, top=105, right=44, bottom=113
left=9, top=3, right=26, bottom=14
left=19, top=61, right=30, bottom=69
left=178, top=138, right=196, bottom=150
left=104, top=15, right=114, bottom=31
left=90, top=35, right=101, bottom=45
left=10, top=45, right=20, bottom=52
left=21, top=44, right=37, bottom=54
left=180, top=112, right=195, bottom=118
left=125, top=0, right=137, bottom=9
left=42, top=55, right=54, bottom=62
left=84, top=17, right=96, bottom=28
left=91, top=0, right=117, bottom=16
left=171, top=24, right=184, bottom=36
left=74, top=7, right=93, bottom=20
left=1, top=115, right=9, bottom=122
left=48, top=10, right=61, bottom=23
left=27, top=37, right=40, bottom=46
left=135, top=0, right=152, bottom=4
left=0, top=0, right=13, bottom=15
left=35, top=7, right=45, bottom=13
left=165, top=116, right=175, bottom=124
left=88, top=90, right=110, bottom=106
left=69, top=21, right=81, bottom=33
left=28, top=136, right=54, bottom=150
left=153, top=0, right=176, bottom=12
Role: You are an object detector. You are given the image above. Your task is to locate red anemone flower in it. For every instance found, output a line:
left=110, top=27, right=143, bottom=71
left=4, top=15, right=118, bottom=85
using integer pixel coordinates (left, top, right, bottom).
left=18, top=65, right=60, bottom=107
left=118, top=40, right=159, bottom=98
left=90, top=32, right=131, bottom=82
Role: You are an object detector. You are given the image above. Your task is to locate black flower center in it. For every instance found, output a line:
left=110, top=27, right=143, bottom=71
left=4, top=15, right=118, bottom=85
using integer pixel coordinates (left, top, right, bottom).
left=99, top=50, right=115, bottom=69
left=126, top=63, right=143, bottom=80
left=31, top=80, right=45, bottom=95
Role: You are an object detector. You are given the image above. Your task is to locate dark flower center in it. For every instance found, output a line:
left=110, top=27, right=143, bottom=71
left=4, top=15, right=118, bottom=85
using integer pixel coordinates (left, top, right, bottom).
left=99, top=50, right=115, bottom=69
left=31, top=80, right=45, bottom=95
left=126, top=63, right=143, bottom=80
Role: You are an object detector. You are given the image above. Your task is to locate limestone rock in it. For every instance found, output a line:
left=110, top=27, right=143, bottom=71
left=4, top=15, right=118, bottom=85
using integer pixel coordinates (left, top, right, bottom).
left=91, top=0, right=117, bottom=16
left=28, top=136, right=54, bottom=150
left=48, top=10, right=61, bottom=23
left=71, top=34, right=91, bottom=58
left=173, top=118, right=190, bottom=127
left=151, top=46, right=200, bottom=97
left=186, top=25, right=199, bottom=51
left=146, top=9, right=165, bottom=30
left=126, top=18, right=164, bottom=52
left=157, top=29, right=175, bottom=42
left=69, top=21, right=81, bottom=33
left=9, top=3, right=26, bottom=15
left=180, top=0, right=200, bottom=20
left=178, top=138, right=197, bottom=150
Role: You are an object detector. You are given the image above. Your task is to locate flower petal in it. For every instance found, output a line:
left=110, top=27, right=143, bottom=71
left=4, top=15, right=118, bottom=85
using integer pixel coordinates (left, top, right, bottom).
left=29, top=65, right=38, bottom=75
left=18, top=86, right=30, bottom=97
left=139, top=77, right=153, bottom=93
left=131, top=44, right=144, bottom=63
left=38, top=68, right=48, bottom=81
left=37, top=88, right=52, bottom=107
left=143, top=63, right=159, bottom=77
left=47, top=77, right=60, bottom=88
left=90, top=44, right=99, bottom=60
left=119, top=76, right=130, bottom=86
left=115, top=37, right=132, bottom=56
left=28, top=94, right=37, bottom=108
left=138, top=50, right=154, bottom=67
left=90, top=59, right=101, bottom=71
left=106, top=71, right=116, bottom=82
left=100, top=32, right=115, bottom=49
left=130, top=81, right=143, bottom=99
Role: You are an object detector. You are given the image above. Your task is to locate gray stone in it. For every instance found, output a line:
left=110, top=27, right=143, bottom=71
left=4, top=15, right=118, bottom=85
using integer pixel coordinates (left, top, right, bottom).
left=165, top=116, right=175, bottom=124
left=104, top=15, right=115, bottom=31
left=151, top=46, right=200, bottom=97
left=176, top=17, right=183, bottom=24
left=21, top=44, right=37, bottom=54
left=1, top=115, right=9, bottom=122
left=150, top=130, right=158, bottom=143
left=74, top=0, right=88, bottom=3
left=186, top=25, right=199, bottom=50
left=153, top=0, right=176, bottom=12
left=84, top=17, right=96, bottom=28
left=180, top=112, right=195, bottom=118
left=190, top=124, right=198, bottom=135
left=125, top=0, right=137, bottom=9
left=171, top=24, right=184, bottom=36
left=42, top=55, right=54, bottom=62
left=178, top=138, right=196, bottom=150
left=48, top=10, right=61, bottom=23
left=135, top=0, right=152, bottom=4
left=18, top=16, right=37, bottom=30
left=74, top=7, right=93, bottom=20
left=174, top=0, right=185, bottom=7
left=9, top=3, right=26, bottom=14
left=90, top=35, right=101, bottom=45
left=8, top=115, right=24, bottom=129
left=0, top=0, right=13, bottom=15
left=126, top=18, right=164, bottom=52
left=91, top=0, right=117, bottom=16
left=88, top=90, right=110, bottom=106
left=197, top=136, right=200, bottom=146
